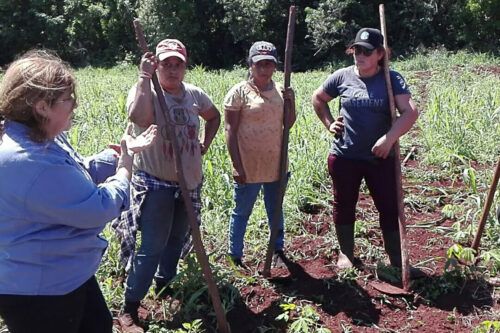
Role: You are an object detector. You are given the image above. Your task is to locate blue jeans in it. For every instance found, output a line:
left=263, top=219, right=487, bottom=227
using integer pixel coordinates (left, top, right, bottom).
left=125, top=188, right=188, bottom=302
left=228, top=179, right=286, bottom=259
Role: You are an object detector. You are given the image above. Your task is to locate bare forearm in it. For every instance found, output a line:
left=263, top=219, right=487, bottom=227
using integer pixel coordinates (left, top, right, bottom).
left=386, top=97, right=419, bottom=144
left=386, top=110, right=418, bottom=144
left=202, top=116, right=220, bottom=149
left=129, top=78, right=154, bottom=127
left=226, top=132, right=243, bottom=170
left=313, top=99, right=334, bottom=130
left=115, top=143, right=134, bottom=181
left=311, top=88, right=335, bottom=130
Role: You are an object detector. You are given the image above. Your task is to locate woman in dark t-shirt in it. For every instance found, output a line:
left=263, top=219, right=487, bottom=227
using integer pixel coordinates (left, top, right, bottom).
left=311, top=28, right=419, bottom=273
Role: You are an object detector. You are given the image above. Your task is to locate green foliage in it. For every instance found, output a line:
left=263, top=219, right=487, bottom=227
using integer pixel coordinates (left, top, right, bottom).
left=474, top=320, right=500, bottom=333
left=0, top=0, right=137, bottom=66
left=337, top=267, right=359, bottom=283
left=137, top=0, right=236, bottom=68
left=2, top=0, right=498, bottom=68
left=305, top=0, right=369, bottom=60
left=174, top=319, right=205, bottom=333
left=304, top=0, right=499, bottom=62
left=0, top=0, right=67, bottom=64
left=3, top=50, right=498, bottom=331
left=419, top=54, right=500, bottom=166
left=276, top=302, right=297, bottom=322
left=159, top=254, right=240, bottom=327
left=217, top=0, right=268, bottom=43
left=463, top=167, right=478, bottom=193
left=442, top=0, right=500, bottom=51
left=441, top=204, right=463, bottom=220
left=217, top=0, right=317, bottom=70
left=277, top=303, right=331, bottom=333
left=412, top=268, right=467, bottom=303
left=446, top=244, right=476, bottom=267
left=480, top=249, right=500, bottom=276
left=63, top=0, right=138, bottom=65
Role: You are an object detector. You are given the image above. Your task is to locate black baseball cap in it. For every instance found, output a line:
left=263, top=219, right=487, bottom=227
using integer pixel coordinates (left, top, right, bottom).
left=350, top=28, right=384, bottom=50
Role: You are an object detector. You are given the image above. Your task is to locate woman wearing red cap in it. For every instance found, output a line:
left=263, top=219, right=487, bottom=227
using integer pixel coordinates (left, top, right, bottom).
left=224, top=41, right=296, bottom=269
left=115, top=39, right=220, bottom=331
left=311, top=28, right=419, bottom=272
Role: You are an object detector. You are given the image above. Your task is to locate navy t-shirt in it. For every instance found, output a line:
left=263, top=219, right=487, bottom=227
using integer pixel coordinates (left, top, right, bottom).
left=323, top=65, right=410, bottom=161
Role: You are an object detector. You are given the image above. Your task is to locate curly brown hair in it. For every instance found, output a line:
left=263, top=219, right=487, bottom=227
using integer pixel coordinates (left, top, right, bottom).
left=0, top=50, right=75, bottom=142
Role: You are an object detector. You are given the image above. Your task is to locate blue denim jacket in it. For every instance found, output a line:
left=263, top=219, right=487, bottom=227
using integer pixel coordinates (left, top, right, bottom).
left=0, top=121, right=129, bottom=295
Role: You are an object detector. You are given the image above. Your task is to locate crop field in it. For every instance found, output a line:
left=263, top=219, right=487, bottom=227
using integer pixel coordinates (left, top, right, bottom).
left=1, top=50, right=499, bottom=332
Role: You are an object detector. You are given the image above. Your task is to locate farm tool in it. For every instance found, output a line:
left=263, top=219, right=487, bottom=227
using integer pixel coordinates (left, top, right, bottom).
left=472, top=157, right=500, bottom=254
left=368, top=4, right=412, bottom=296
left=132, top=20, right=230, bottom=333
left=443, top=158, right=499, bottom=289
left=449, top=157, right=499, bottom=268
left=262, top=5, right=296, bottom=278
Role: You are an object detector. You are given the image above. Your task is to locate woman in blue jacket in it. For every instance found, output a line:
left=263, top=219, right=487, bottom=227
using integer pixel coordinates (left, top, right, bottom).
left=0, top=50, right=156, bottom=333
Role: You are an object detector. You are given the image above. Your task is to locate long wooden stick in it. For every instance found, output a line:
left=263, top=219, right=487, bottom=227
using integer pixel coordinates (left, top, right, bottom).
left=472, top=157, right=500, bottom=252
left=132, top=20, right=230, bottom=333
left=379, top=4, right=410, bottom=291
left=262, top=5, right=296, bottom=277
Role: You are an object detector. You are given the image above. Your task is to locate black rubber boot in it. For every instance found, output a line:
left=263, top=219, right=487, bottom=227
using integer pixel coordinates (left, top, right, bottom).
left=334, top=224, right=355, bottom=269
left=382, top=230, right=402, bottom=267
left=382, top=230, right=426, bottom=279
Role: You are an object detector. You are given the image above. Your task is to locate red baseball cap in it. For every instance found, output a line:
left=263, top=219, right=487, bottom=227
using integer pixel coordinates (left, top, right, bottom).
left=156, top=39, right=187, bottom=62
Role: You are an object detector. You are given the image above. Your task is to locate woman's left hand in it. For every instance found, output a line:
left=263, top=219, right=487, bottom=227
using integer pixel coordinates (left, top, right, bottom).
left=282, top=87, right=295, bottom=101
left=371, top=134, right=395, bottom=159
left=282, top=87, right=297, bottom=127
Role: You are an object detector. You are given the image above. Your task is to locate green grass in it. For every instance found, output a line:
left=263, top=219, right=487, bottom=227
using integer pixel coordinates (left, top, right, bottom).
left=1, top=49, right=499, bottom=332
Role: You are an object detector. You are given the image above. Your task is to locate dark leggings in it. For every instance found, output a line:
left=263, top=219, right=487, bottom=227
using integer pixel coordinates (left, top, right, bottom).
left=0, top=276, right=112, bottom=333
left=328, top=154, right=399, bottom=232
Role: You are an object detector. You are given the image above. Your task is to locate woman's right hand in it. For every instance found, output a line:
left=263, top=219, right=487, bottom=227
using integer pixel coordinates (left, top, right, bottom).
left=328, top=116, right=344, bottom=138
left=233, top=167, right=246, bottom=184
left=139, top=52, right=158, bottom=78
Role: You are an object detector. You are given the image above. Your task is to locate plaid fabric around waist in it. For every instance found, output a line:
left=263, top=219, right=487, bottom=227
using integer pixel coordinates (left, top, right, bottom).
left=111, top=170, right=202, bottom=271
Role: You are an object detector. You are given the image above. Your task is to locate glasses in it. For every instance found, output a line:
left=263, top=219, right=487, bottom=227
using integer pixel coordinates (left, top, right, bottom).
left=54, top=93, right=77, bottom=108
left=353, top=46, right=375, bottom=56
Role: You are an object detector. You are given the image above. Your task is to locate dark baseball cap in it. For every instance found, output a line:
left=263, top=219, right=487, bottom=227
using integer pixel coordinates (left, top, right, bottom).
left=248, top=41, right=278, bottom=63
left=350, top=28, right=384, bottom=50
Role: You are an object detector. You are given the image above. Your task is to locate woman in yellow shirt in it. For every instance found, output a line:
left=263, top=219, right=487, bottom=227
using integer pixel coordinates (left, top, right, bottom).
left=224, top=41, right=296, bottom=268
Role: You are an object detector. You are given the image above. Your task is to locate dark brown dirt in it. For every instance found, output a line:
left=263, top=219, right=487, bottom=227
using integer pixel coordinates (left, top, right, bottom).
left=115, top=168, right=498, bottom=332
left=221, top=203, right=498, bottom=332
left=113, top=65, right=500, bottom=332
left=217, top=165, right=499, bottom=332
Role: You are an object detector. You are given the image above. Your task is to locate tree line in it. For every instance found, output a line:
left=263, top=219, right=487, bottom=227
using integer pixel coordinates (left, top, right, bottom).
left=1, top=0, right=498, bottom=70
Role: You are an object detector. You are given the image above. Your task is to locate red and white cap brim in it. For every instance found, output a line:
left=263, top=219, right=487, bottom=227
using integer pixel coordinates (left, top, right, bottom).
left=158, top=51, right=186, bottom=62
